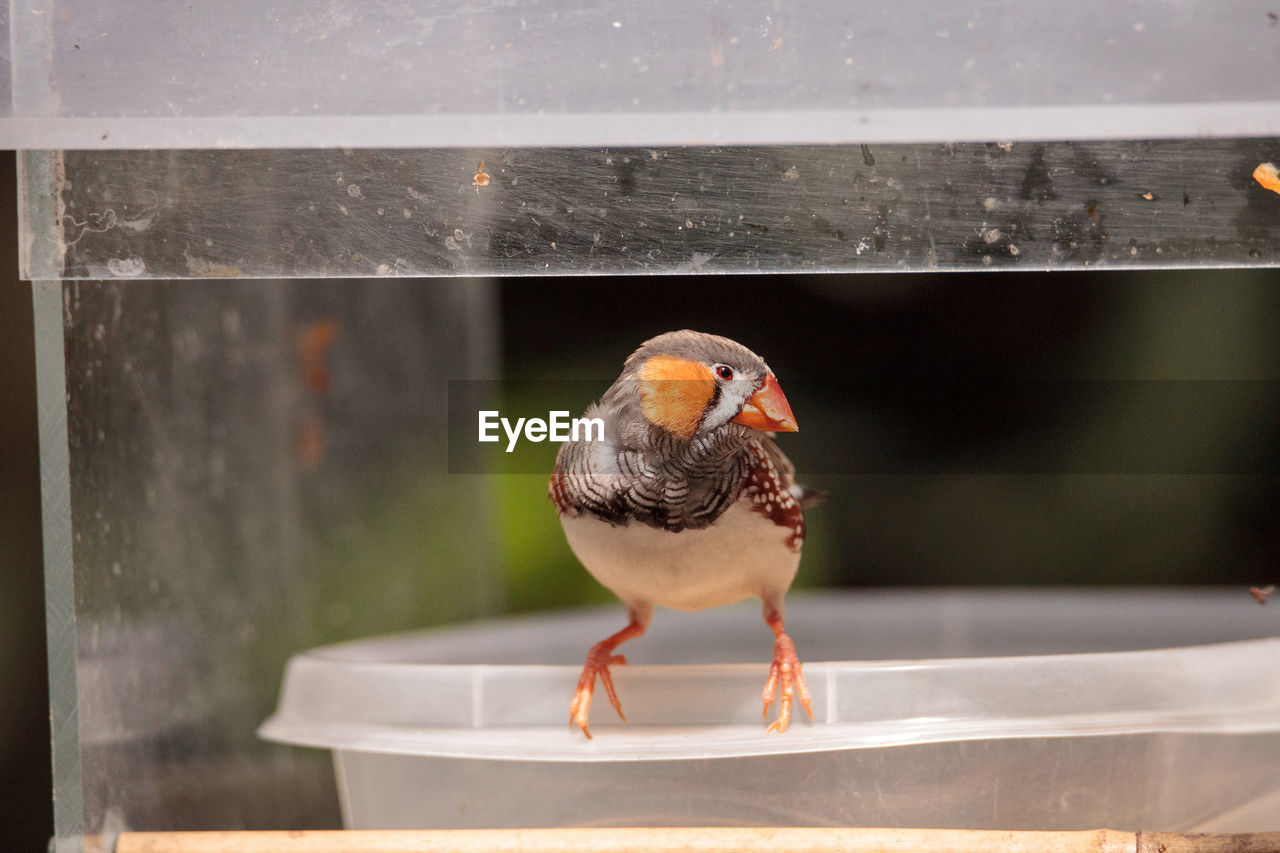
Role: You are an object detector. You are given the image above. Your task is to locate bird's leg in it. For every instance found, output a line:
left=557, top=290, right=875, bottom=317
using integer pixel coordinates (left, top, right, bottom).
left=569, top=608, right=648, bottom=739
left=762, top=608, right=813, bottom=734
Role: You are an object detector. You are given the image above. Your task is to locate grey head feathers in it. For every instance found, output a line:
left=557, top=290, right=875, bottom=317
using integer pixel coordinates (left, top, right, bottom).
left=553, top=330, right=802, bottom=532
left=620, top=330, right=773, bottom=381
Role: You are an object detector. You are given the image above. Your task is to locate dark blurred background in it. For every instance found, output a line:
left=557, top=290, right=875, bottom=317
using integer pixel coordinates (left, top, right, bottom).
left=496, top=272, right=1280, bottom=608
left=3, top=149, right=1278, bottom=846
left=1, top=152, right=51, bottom=849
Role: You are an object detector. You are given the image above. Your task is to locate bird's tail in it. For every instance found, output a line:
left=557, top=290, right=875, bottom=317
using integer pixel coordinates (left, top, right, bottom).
left=790, top=483, right=827, bottom=509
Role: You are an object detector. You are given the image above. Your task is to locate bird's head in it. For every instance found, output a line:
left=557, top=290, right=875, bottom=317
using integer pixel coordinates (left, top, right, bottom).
left=613, top=330, right=797, bottom=442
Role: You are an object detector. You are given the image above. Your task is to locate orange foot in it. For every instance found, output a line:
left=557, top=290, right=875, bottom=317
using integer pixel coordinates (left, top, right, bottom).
left=570, top=617, right=646, bottom=739
left=762, top=616, right=813, bottom=734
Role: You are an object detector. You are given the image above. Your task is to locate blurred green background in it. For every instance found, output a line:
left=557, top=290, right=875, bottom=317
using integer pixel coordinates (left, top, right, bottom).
left=3, top=147, right=1279, bottom=845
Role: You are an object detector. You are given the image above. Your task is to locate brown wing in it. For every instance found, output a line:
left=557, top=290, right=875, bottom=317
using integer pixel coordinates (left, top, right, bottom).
left=743, top=440, right=805, bottom=552
left=757, top=434, right=797, bottom=484
left=757, top=434, right=826, bottom=509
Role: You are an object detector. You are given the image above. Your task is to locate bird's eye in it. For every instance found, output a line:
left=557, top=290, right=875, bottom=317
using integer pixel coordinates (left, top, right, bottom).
left=714, top=364, right=734, bottom=381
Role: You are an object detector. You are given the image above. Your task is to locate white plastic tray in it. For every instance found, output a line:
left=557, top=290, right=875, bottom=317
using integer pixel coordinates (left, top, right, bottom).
left=261, top=590, right=1280, bottom=761
left=259, top=589, right=1280, bottom=829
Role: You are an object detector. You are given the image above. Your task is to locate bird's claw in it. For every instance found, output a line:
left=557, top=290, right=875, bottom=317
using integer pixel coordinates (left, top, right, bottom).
left=762, top=631, right=812, bottom=734
left=569, top=646, right=630, bottom=739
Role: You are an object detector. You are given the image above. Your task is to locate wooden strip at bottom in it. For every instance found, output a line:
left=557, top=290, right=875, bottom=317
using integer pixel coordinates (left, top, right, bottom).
left=1137, top=833, right=1280, bottom=853
left=117, top=827, right=1140, bottom=853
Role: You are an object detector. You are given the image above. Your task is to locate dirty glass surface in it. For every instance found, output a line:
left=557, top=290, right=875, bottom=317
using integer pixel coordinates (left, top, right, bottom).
left=37, top=277, right=501, bottom=851
left=20, top=141, right=1280, bottom=282
left=16, top=1, right=1278, bottom=847
left=2, top=0, right=1278, bottom=147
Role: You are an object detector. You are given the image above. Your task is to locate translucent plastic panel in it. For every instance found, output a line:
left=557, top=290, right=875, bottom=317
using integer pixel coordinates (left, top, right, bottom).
left=0, top=3, right=11, bottom=119
left=3, top=0, right=1280, bottom=147
left=22, top=142, right=1280, bottom=281
left=36, top=278, right=500, bottom=851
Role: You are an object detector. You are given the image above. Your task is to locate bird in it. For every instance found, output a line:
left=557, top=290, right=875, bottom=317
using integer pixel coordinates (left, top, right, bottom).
left=549, top=330, right=820, bottom=738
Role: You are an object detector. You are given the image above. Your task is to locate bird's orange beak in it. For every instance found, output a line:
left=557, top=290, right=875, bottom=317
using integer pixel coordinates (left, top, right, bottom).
left=732, top=374, right=798, bottom=432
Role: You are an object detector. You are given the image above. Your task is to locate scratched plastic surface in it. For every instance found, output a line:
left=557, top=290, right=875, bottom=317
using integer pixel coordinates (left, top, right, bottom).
left=261, top=589, right=1280, bottom=831
left=3, top=0, right=1280, bottom=147
left=21, top=141, right=1280, bottom=281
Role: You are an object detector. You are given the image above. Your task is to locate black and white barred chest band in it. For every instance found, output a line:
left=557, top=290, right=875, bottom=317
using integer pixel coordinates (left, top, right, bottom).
left=551, top=433, right=805, bottom=551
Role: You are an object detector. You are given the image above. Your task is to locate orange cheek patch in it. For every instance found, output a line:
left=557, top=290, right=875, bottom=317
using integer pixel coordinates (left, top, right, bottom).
left=638, top=356, right=715, bottom=439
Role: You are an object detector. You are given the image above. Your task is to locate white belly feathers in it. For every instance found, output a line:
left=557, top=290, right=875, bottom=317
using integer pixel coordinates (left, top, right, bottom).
left=560, top=500, right=801, bottom=613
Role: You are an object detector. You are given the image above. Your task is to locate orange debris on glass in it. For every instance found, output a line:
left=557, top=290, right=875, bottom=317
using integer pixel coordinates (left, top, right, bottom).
left=298, top=412, right=326, bottom=470
left=299, top=319, right=339, bottom=394
left=1253, top=162, right=1280, bottom=196
left=473, top=160, right=491, bottom=187
left=296, top=319, right=340, bottom=469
